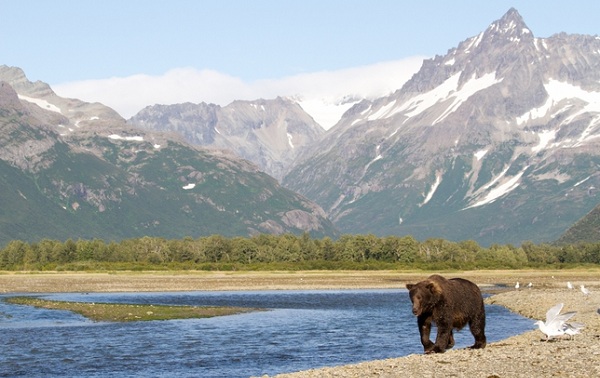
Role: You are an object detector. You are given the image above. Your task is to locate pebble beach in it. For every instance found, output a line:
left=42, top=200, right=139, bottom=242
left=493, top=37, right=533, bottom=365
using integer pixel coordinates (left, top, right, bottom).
left=270, top=274, right=600, bottom=378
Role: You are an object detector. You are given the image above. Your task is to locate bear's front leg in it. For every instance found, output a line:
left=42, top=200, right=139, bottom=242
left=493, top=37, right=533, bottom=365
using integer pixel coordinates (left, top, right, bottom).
left=431, top=323, right=452, bottom=353
left=417, top=316, right=435, bottom=353
left=446, top=331, right=455, bottom=350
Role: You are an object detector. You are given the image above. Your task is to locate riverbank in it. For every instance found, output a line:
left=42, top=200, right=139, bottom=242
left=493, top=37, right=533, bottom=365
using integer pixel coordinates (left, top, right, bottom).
left=1, top=269, right=598, bottom=293
left=1, top=269, right=599, bottom=377
left=268, top=271, right=600, bottom=378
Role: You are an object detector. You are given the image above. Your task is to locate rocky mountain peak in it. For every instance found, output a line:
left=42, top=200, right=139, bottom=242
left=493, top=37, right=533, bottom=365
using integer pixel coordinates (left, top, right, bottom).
left=445, top=8, right=535, bottom=66
left=0, top=81, right=26, bottom=112
left=130, top=96, right=324, bottom=180
left=0, top=65, right=54, bottom=98
left=284, top=8, right=600, bottom=246
left=485, top=8, right=533, bottom=40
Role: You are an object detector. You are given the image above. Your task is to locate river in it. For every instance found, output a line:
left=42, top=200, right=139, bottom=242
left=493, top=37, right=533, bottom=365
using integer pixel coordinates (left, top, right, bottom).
left=0, top=289, right=533, bottom=377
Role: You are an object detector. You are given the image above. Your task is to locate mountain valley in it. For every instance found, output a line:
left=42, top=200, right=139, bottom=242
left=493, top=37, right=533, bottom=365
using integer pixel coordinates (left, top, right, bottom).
left=1, top=8, right=599, bottom=247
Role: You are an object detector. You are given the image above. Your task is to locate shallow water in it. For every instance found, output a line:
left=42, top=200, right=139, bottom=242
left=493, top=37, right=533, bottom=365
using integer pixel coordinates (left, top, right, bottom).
left=0, top=290, right=533, bottom=377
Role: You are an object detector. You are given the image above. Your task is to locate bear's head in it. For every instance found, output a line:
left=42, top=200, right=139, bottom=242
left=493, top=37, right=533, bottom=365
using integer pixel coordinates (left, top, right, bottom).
left=406, top=279, right=443, bottom=316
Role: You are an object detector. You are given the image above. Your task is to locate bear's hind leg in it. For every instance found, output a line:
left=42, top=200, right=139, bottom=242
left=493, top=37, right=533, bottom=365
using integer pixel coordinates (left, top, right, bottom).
left=469, top=316, right=487, bottom=349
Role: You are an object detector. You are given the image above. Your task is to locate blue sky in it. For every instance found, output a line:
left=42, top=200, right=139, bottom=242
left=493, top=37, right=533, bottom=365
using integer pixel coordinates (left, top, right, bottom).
left=3, top=1, right=600, bottom=122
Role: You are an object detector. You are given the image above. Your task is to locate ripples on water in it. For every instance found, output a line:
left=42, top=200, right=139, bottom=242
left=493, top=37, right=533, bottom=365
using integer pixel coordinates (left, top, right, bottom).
left=0, top=290, right=533, bottom=377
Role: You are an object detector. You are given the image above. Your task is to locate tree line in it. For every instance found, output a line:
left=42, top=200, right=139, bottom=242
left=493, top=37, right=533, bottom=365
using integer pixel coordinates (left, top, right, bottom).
left=1, top=233, right=599, bottom=271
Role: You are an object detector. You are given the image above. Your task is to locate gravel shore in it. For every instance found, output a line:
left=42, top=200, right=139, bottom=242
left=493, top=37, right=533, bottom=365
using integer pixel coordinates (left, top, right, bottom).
left=269, top=275, right=600, bottom=378
left=1, top=270, right=599, bottom=377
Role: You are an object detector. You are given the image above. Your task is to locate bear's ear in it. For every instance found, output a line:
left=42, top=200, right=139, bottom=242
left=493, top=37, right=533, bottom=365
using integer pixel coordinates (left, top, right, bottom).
left=426, top=281, right=442, bottom=295
left=406, top=283, right=414, bottom=290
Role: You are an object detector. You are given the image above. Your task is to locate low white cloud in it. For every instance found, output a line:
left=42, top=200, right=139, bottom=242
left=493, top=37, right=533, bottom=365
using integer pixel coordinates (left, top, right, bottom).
left=53, top=56, right=425, bottom=129
left=53, top=68, right=252, bottom=117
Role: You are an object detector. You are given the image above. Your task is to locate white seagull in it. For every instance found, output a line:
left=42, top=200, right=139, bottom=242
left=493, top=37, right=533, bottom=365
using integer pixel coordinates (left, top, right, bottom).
left=515, top=281, right=520, bottom=290
left=567, top=281, right=573, bottom=289
left=527, top=282, right=533, bottom=289
left=580, top=285, right=590, bottom=297
left=534, top=303, right=577, bottom=341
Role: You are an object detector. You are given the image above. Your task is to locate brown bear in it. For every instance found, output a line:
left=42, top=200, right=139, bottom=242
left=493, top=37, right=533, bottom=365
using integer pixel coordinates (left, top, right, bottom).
left=406, top=274, right=486, bottom=354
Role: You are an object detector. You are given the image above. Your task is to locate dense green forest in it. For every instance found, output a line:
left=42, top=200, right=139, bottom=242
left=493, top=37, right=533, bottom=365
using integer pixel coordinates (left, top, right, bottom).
left=1, top=234, right=599, bottom=271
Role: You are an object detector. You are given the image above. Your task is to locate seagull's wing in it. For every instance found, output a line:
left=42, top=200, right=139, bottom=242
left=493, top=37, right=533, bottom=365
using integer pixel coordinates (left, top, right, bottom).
left=564, top=322, right=585, bottom=330
left=545, top=303, right=564, bottom=322
left=547, top=311, right=577, bottom=331
left=562, top=322, right=584, bottom=336
left=554, top=311, right=577, bottom=324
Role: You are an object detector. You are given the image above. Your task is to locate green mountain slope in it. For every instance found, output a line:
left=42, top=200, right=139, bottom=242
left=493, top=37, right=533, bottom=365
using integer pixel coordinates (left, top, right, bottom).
left=0, top=73, right=337, bottom=246
left=555, top=204, right=600, bottom=245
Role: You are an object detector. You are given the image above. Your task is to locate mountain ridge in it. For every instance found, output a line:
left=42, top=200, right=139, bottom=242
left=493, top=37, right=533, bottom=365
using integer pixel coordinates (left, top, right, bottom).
left=0, top=66, right=338, bottom=246
left=129, top=96, right=324, bottom=180
left=2, top=8, right=599, bottom=247
left=283, top=8, right=600, bottom=246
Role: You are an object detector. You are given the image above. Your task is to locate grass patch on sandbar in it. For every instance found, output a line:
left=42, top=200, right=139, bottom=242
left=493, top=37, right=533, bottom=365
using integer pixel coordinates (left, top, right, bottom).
left=5, top=296, right=260, bottom=322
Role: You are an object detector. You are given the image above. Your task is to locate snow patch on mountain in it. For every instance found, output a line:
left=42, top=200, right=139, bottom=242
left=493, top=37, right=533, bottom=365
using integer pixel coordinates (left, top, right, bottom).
left=18, top=94, right=62, bottom=114
left=531, top=130, right=557, bottom=153
left=467, top=166, right=529, bottom=209
left=297, top=97, right=359, bottom=129
left=108, top=134, right=144, bottom=142
left=431, top=72, right=502, bottom=124
left=290, top=58, right=425, bottom=129
left=421, top=173, right=442, bottom=206
left=464, top=32, right=484, bottom=52
left=573, top=115, right=600, bottom=146
left=574, top=176, right=591, bottom=187
left=518, top=80, right=600, bottom=126
left=474, top=149, right=488, bottom=160
left=367, top=100, right=397, bottom=121
left=360, top=72, right=502, bottom=123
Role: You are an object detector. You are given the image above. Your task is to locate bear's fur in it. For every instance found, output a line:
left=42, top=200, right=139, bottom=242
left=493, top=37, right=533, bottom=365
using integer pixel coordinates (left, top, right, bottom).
left=406, top=274, right=486, bottom=354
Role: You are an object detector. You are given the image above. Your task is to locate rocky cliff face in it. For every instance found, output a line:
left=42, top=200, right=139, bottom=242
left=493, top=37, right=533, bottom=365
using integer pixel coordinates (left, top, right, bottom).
left=129, top=97, right=324, bottom=180
left=283, top=8, right=600, bottom=246
left=0, top=66, right=337, bottom=245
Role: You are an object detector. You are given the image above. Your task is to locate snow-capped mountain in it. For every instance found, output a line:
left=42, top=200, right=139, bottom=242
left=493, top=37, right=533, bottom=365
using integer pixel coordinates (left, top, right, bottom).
left=129, top=97, right=324, bottom=180
left=284, top=8, right=600, bottom=246
left=126, top=58, right=425, bottom=180
left=289, top=58, right=425, bottom=130
left=0, top=65, right=337, bottom=245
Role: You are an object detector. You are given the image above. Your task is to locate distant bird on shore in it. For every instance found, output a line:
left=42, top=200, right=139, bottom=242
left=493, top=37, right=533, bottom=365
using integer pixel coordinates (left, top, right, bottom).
left=567, top=281, right=573, bottom=290
left=515, top=281, right=520, bottom=290
left=580, top=285, right=590, bottom=297
left=527, top=282, right=533, bottom=289
left=534, top=303, right=577, bottom=341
